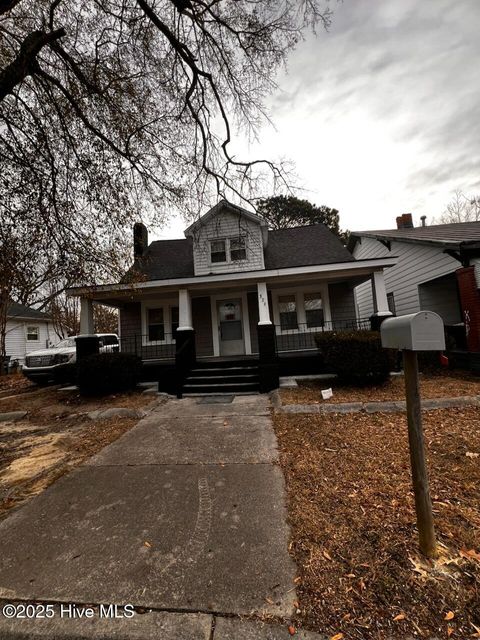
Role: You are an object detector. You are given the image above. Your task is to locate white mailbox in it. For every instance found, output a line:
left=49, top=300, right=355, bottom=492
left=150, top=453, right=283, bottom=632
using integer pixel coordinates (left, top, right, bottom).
left=380, top=311, right=445, bottom=351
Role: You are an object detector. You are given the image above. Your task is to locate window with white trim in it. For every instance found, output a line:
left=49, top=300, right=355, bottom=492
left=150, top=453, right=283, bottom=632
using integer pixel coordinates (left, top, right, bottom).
left=304, top=292, right=324, bottom=328
left=210, top=239, right=227, bottom=263
left=230, top=237, right=246, bottom=261
left=278, top=295, right=298, bottom=330
left=26, top=326, right=40, bottom=341
left=147, top=308, right=165, bottom=341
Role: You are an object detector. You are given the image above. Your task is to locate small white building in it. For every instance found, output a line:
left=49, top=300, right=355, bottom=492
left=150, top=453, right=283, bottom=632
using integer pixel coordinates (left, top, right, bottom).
left=5, top=302, right=58, bottom=366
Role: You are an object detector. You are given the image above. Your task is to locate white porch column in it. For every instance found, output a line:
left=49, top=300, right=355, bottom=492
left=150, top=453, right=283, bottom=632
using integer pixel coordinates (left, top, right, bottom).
left=79, top=298, right=94, bottom=334
left=177, top=288, right=193, bottom=331
left=372, top=270, right=391, bottom=315
left=257, top=282, right=272, bottom=325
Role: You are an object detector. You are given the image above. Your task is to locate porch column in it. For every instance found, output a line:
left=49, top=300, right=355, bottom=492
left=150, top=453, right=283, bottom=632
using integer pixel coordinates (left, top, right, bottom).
left=256, top=282, right=278, bottom=392
left=177, top=289, right=193, bottom=331
left=372, top=270, right=390, bottom=315
left=175, top=289, right=196, bottom=396
left=371, top=270, right=392, bottom=331
left=257, top=282, right=272, bottom=325
left=79, top=297, right=94, bottom=334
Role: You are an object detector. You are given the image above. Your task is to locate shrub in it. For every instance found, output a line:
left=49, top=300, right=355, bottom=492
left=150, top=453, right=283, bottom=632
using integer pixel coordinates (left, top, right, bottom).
left=315, top=331, right=390, bottom=386
left=77, top=353, right=142, bottom=396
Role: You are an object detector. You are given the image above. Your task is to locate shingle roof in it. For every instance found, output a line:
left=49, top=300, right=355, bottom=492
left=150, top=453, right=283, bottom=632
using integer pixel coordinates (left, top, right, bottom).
left=264, top=225, right=354, bottom=269
left=7, top=302, right=51, bottom=321
left=124, top=224, right=354, bottom=282
left=349, top=221, right=480, bottom=250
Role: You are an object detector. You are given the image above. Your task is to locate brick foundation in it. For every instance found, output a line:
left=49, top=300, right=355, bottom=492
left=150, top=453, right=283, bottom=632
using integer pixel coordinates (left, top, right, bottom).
left=456, top=266, right=480, bottom=352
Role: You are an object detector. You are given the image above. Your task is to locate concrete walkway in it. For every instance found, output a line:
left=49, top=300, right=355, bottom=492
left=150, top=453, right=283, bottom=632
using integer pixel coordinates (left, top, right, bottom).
left=0, top=395, right=319, bottom=638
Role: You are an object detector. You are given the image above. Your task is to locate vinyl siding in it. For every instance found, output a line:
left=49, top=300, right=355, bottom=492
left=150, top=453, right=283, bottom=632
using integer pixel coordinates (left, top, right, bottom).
left=353, top=236, right=462, bottom=321
left=5, top=320, right=54, bottom=364
left=191, top=210, right=265, bottom=276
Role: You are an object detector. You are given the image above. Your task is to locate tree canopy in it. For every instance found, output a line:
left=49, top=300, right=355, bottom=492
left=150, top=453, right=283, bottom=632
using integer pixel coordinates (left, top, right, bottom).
left=256, top=195, right=349, bottom=242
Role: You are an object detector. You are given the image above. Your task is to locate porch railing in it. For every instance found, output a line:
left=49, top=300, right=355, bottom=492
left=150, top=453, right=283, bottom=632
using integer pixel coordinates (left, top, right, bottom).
left=274, top=317, right=372, bottom=353
left=119, top=333, right=176, bottom=360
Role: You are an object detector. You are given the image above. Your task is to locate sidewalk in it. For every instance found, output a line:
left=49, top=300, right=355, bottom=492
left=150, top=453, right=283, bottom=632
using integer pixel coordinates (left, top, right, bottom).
left=0, top=395, right=321, bottom=638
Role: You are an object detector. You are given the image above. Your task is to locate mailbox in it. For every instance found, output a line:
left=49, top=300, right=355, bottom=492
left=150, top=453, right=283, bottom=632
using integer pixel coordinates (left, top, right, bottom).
left=380, top=311, right=445, bottom=351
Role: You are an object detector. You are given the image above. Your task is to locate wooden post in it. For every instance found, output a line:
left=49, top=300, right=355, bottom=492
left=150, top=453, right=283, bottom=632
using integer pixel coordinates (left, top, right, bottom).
left=403, top=350, right=437, bottom=558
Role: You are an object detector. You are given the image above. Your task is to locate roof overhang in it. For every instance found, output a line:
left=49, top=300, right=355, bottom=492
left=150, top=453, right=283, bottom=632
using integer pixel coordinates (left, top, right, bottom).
left=67, top=257, right=397, bottom=303
left=349, top=232, right=480, bottom=253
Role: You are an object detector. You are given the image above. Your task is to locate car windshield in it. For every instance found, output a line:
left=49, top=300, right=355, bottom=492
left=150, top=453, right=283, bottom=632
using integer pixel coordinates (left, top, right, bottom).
left=55, top=338, right=76, bottom=348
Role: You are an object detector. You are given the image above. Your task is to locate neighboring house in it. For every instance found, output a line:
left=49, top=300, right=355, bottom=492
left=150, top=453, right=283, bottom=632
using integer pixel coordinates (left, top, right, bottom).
left=349, top=214, right=480, bottom=355
left=5, top=302, right=57, bottom=366
left=69, top=201, right=396, bottom=394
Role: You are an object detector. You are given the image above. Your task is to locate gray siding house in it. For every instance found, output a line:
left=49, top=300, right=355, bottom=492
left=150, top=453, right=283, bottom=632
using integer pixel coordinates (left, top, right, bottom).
left=349, top=215, right=480, bottom=355
left=70, top=201, right=395, bottom=393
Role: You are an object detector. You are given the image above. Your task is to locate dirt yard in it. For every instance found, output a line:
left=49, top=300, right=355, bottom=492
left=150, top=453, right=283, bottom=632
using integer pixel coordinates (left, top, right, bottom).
left=280, top=371, right=480, bottom=405
left=273, top=406, right=480, bottom=640
left=0, top=378, right=159, bottom=518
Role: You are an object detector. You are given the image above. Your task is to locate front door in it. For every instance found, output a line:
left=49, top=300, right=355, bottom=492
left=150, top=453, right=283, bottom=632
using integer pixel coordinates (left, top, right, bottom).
left=217, top=298, right=245, bottom=356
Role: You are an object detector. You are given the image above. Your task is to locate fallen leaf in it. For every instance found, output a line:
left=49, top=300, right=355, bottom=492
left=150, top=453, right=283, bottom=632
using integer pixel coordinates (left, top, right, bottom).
left=466, top=451, right=479, bottom=458
left=393, top=613, right=406, bottom=621
left=444, top=611, right=455, bottom=621
left=323, top=549, right=332, bottom=561
left=471, top=622, right=480, bottom=637
left=447, top=626, right=453, bottom=637
left=143, top=541, right=151, bottom=548
left=288, top=625, right=296, bottom=636
left=293, top=576, right=301, bottom=584
left=330, top=634, right=344, bottom=640
left=460, top=548, right=480, bottom=562
left=345, top=573, right=356, bottom=578
left=264, top=597, right=274, bottom=605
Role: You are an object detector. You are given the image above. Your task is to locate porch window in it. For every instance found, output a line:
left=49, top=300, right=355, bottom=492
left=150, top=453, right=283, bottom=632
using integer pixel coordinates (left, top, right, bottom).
left=147, top=308, right=165, bottom=341
left=211, top=239, right=227, bottom=263
left=230, top=237, right=246, bottom=261
left=171, top=306, right=179, bottom=338
left=26, top=326, right=40, bottom=341
left=304, top=292, right=324, bottom=328
left=278, top=295, right=298, bottom=330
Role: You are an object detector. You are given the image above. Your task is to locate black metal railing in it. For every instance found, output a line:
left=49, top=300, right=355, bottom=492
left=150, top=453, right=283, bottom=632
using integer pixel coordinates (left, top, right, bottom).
left=274, top=317, right=371, bottom=352
left=119, top=333, right=176, bottom=360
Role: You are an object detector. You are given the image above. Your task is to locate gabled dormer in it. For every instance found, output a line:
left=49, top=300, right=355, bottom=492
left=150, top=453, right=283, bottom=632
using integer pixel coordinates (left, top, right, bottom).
left=184, top=201, right=268, bottom=276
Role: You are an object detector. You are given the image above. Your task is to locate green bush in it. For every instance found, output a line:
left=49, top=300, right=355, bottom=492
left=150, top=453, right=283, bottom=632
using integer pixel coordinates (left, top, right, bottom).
left=77, top=353, right=142, bottom=396
left=315, top=331, right=390, bottom=386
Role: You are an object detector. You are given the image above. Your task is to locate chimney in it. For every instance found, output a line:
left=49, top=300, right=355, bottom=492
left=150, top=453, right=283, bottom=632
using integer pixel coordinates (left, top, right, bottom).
left=420, top=215, right=427, bottom=227
left=396, top=213, right=414, bottom=229
left=133, top=223, right=148, bottom=259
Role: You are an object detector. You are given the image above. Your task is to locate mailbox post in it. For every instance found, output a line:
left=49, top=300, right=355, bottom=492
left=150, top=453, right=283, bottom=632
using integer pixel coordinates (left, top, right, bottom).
left=381, top=312, right=445, bottom=559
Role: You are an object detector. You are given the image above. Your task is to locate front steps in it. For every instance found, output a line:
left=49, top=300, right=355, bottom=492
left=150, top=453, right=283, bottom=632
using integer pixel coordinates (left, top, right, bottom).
left=182, top=361, right=260, bottom=396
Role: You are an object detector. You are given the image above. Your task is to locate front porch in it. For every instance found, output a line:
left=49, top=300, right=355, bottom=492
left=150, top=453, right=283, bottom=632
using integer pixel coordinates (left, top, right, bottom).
left=76, top=262, right=394, bottom=396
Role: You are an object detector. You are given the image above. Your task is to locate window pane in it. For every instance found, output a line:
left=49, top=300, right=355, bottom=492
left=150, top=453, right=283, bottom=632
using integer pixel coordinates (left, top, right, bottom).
left=304, top=293, right=324, bottom=328
left=278, top=295, right=297, bottom=330
left=148, top=308, right=164, bottom=341
left=211, top=240, right=226, bottom=263
left=230, top=237, right=246, bottom=261
left=26, top=326, right=39, bottom=340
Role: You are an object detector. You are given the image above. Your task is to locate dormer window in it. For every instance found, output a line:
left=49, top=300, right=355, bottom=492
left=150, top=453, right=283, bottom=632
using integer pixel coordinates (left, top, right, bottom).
left=230, top=237, right=246, bottom=261
left=211, top=239, right=227, bottom=263
left=209, top=237, right=247, bottom=265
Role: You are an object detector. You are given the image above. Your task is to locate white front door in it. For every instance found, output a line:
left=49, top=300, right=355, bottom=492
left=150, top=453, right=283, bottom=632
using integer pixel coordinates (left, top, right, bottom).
left=217, top=298, right=245, bottom=356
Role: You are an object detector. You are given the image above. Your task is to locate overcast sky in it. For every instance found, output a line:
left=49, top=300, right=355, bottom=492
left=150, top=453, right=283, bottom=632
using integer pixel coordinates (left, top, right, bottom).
left=160, top=0, right=480, bottom=239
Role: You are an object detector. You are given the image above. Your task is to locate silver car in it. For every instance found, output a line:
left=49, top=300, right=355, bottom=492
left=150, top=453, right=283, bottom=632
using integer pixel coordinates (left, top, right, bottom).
left=22, top=334, right=119, bottom=383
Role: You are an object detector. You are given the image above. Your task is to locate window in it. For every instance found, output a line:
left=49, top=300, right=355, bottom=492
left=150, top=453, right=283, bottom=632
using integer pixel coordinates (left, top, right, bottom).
left=278, top=295, right=298, bottom=330
left=304, top=292, right=324, bottom=328
left=230, top=237, right=246, bottom=261
left=147, top=308, right=165, bottom=341
left=387, top=292, right=396, bottom=315
left=26, top=326, right=39, bottom=341
left=211, top=239, right=227, bottom=263
left=171, top=306, right=179, bottom=337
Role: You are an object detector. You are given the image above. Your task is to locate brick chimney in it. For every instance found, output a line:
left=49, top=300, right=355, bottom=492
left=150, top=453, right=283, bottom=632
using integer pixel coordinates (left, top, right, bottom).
left=396, top=213, right=414, bottom=229
left=133, top=222, right=148, bottom=258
